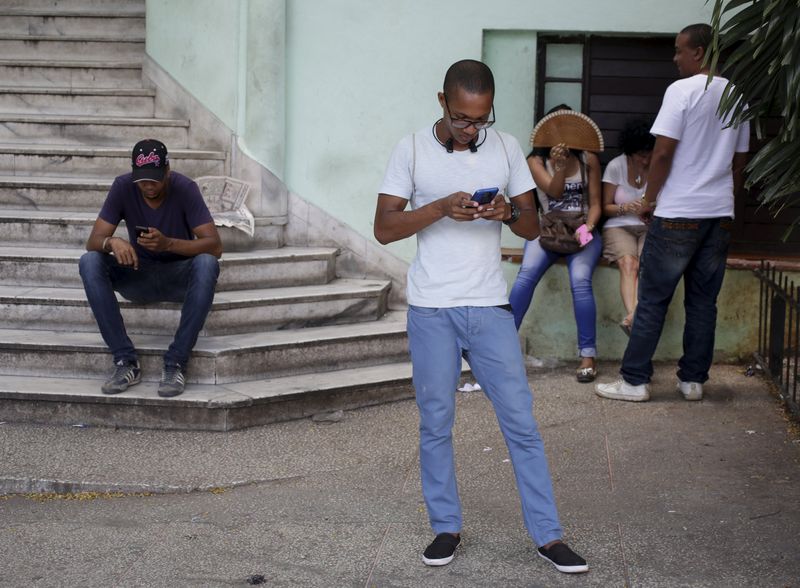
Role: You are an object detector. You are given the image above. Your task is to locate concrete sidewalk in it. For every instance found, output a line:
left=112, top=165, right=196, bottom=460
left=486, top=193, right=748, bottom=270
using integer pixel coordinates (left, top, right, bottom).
left=2, top=363, right=799, bottom=587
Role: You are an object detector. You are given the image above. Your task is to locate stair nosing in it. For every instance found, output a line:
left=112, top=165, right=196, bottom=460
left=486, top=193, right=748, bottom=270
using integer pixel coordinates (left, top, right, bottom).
left=0, top=34, right=144, bottom=42
left=0, top=87, right=155, bottom=97
left=0, top=114, right=188, bottom=127
left=0, top=10, right=145, bottom=18
left=0, top=145, right=225, bottom=158
left=0, top=58, right=141, bottom=69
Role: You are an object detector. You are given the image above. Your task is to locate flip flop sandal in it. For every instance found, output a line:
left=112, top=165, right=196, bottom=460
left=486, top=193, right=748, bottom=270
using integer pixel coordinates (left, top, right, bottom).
left=576, top=366, right=597, bottom=383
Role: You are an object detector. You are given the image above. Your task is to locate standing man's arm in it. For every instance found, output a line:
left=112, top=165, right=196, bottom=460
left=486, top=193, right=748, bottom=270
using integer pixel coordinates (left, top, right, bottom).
left=639, top=135, right=679, bottom=220
left=374, top=191, right=480, bottom=245
left=732, top=151, right=748, bottom=199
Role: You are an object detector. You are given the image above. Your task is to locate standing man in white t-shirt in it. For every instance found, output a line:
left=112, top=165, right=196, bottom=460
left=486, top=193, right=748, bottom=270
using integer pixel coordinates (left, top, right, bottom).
left=374, top=59, right=588, bottom=574
left=595, top=24, right=749, bottom=403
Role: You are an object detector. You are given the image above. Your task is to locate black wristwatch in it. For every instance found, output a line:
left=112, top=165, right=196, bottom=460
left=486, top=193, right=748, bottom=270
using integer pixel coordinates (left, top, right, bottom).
left=502, top=200, right=520, bottom=225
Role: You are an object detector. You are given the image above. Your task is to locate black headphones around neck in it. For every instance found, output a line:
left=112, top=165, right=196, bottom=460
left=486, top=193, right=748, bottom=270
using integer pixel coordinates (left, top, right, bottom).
left=433, top=120, right=485, bottom=153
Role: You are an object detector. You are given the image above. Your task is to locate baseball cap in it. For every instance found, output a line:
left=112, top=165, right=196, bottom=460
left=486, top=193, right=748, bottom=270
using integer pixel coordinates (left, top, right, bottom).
left=131, top=139, right=169, bottom=182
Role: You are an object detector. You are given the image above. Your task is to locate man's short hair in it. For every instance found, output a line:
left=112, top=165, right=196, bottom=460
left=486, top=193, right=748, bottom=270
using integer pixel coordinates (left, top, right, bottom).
left=680, top=23, right=712, bottom=53
left=443, top=59, right=495, bottom=98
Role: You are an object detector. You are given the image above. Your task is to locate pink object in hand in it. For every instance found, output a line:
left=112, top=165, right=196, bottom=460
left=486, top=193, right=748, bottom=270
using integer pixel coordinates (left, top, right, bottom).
left=576, top=224, right=594, bottom=246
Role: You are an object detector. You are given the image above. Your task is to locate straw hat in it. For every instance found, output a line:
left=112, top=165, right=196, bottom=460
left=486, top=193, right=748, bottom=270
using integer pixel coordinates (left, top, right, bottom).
left=529, top=110, right=605, bottom=152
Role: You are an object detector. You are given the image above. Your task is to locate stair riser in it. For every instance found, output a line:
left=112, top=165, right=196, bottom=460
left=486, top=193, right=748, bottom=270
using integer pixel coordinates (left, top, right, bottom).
left=0, top=92, right=154, bottom=117
left=0, top=295, right=388, bottom=336
left=0, top=378, right=416, bottom=431
left=0, top=185, right=107, bottom=211
left=0, top=220, right=274, bottom=251
left=0, top=120, right=188, bottom=148
left=0, top=39, right=143, bottom=60
left=0, top=333, right=409, bottom=384
left=0, top=257, right=335, bottom=291
left=0, top=63, right=142, bottom=88
left=0, top=154, right=224, bottom=180
left=0, top=15, right=145, bottom=38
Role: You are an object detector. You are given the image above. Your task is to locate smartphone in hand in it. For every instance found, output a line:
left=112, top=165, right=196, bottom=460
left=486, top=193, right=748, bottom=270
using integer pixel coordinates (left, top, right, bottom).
left=471, top=187, right=499, bottom=206
left=135, top=225, right=149, bottom=238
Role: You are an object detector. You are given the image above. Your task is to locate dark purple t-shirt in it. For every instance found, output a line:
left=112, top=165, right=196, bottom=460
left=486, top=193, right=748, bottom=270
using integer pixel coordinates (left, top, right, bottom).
left=99, top=172, right=214, bottom=262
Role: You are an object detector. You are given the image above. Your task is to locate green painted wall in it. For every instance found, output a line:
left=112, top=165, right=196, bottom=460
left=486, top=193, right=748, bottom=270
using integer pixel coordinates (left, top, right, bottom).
left=144, top=0, right=780, bottom=363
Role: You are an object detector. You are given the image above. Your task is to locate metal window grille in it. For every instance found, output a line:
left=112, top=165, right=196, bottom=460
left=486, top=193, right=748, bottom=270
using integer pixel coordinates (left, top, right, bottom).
left=754, top=261, right=799, bottom=418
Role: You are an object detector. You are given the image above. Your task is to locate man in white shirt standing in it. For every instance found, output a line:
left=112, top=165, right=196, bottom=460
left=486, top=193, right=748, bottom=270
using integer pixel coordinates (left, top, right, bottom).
left=374, top=60, right=588, bottom=573
left=595, top=24, right=750, bottom=403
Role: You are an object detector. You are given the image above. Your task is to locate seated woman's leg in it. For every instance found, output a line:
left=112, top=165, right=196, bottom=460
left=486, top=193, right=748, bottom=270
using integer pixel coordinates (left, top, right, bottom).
left=566, top=235, right=602, bottom=360
left=508, top=239, right=558, bottom=330
left=617, top=255, right=639, bottom=323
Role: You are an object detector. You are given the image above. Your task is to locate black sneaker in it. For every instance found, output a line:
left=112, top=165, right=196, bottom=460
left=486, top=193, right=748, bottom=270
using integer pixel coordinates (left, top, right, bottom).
left=101, top=360, right=141, bottom=394
left=537, top=542, right=588, bottom=573
left=158, top=363, right=186, bottom=397
left=422, top=533, right=460, bottom=566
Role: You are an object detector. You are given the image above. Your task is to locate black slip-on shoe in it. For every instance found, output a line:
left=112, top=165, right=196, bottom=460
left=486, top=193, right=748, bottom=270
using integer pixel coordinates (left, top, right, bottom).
left=422, top=533, right=460, bottom=566
left=537, top=542, right=589, bottom=573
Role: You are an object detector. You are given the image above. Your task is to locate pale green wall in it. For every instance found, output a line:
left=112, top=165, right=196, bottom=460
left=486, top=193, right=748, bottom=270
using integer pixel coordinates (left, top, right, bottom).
left=501, top=264, right=792, bottom=363
left=145, top=0, right=240, bottom=131
left=284, top=0, right=712, bottom=262
left=148, top=0, right=773, bottom=363
left=145, top=0, right=285, bottom=175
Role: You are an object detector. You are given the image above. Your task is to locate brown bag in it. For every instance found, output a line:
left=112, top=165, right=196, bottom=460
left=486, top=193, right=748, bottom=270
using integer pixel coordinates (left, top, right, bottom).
left=538, top=157, right=587, bottom=255
left=538, top=210, right=586, bottom=254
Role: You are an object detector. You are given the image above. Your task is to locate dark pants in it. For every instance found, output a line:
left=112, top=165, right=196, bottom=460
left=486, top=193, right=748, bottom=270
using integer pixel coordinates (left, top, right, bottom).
left=621, top=216, right=731, bottom=386
left=78, top=251, right=219, bottom=366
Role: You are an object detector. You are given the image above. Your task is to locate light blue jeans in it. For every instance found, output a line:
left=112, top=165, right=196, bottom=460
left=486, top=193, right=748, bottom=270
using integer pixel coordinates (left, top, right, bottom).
left=407, top=304, right=562, bottom=547
left=509, top=234, right=602, bottom=357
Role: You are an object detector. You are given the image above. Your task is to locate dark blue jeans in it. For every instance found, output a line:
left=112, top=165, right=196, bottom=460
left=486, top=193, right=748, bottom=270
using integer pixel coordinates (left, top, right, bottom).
left=621, top=216, right=731, bottom=386
left=78, top=251, right=219, bottom=366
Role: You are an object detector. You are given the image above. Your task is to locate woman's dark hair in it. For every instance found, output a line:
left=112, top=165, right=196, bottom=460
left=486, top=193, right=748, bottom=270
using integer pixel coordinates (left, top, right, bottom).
left=618, top=118, right=655, bottom=155
left=528, top=104, right=582, bottom=160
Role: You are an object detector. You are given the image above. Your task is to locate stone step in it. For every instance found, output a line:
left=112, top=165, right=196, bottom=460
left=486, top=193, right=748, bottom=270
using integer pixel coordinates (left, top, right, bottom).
left=0, top=361, right=422, bottom=431
left=0, top=114, right=189, bottom=147
left=0, top=11, right=145, bottom=38
left=0, top=35, right=143, bottom=60
left=0, top=86, right=155, bottom=116
left=0, top=144, right=226, bottom=184
left=0, top=245, right=338, bottom=291
left=0, top=209, right=269, bottom=252
left=0, top=59, right=142, bottom=88
left=0, top=279, right=391, bottom=336
left=0, top=0, right=144, bottom=12
left=0, top=312, right=408, bottom=384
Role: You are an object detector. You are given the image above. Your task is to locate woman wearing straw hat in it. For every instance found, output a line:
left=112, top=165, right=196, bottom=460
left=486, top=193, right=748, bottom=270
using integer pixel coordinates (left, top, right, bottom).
left=508, top=105, right=603, bottom=383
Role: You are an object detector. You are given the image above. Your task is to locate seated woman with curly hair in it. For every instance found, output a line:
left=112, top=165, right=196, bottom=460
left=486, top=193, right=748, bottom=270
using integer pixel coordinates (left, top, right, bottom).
left=601, top=118, right=655, bottom=336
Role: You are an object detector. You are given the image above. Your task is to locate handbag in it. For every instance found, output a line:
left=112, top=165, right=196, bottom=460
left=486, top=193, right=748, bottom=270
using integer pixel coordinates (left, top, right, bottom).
left=538, top=157, right=587, bottom=255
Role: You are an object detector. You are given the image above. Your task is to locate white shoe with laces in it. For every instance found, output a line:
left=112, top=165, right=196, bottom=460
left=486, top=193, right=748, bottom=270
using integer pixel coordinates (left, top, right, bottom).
left=595, top=379, right=650, bottom=402
left=677, top=380, right=703, bottom=401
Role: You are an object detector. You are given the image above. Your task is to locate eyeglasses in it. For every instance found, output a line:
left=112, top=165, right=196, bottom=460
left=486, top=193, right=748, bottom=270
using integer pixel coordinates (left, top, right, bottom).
left=444, top=94, right=496, bottom=129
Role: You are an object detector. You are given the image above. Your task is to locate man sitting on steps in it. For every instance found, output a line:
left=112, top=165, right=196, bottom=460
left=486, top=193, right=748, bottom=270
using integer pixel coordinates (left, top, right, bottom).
left=79, top=139, right=222, bottom=397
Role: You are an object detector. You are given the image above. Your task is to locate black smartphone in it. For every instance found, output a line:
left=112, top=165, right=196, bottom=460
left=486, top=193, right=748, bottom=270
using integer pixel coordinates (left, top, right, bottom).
left=135, top=225, right=149, bottom=237
left=471, top=187, right=499, bottom=206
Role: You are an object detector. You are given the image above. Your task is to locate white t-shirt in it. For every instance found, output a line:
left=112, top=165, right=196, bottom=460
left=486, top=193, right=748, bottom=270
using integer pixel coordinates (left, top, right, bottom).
left=379, top=128, right=534, bottom=308
left=650, top=74, right=750, bottom=219
left=602, top=154, right=646, bottom=229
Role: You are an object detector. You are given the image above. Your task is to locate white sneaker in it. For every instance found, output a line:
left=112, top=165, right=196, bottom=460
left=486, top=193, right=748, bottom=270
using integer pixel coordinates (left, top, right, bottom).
left=677, top=380, right=703, bottom=401
left=595, top=379, right=650, bottom=402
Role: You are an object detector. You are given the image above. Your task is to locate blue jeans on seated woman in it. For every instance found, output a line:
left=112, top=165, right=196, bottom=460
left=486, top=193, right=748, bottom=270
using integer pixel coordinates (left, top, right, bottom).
left=508, top=234, right=602, bottom=358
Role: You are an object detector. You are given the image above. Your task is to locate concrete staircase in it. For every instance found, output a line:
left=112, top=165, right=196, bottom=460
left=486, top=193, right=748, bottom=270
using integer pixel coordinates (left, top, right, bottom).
left=0, top=0, right=416, bottom=431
